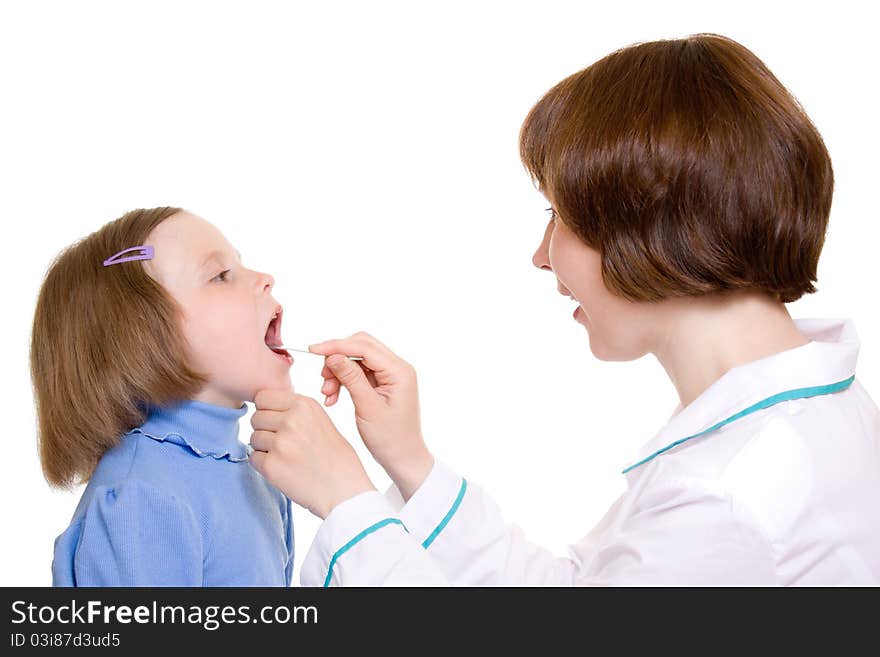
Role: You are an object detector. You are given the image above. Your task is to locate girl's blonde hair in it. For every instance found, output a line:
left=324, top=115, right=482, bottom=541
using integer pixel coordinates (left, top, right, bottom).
left=30, top=207, right=210, bottom=488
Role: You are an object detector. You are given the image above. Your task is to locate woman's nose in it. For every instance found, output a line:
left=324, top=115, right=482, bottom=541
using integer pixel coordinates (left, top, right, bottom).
left=531, top=219, right=554, bottom=272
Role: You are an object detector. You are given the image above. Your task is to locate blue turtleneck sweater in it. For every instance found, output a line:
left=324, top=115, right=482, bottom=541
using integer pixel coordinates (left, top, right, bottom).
left=52, top=399, right=294, bottom=586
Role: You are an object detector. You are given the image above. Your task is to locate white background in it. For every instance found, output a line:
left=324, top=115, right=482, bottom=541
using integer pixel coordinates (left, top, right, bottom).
left=2, top=0, right=877, bottom=586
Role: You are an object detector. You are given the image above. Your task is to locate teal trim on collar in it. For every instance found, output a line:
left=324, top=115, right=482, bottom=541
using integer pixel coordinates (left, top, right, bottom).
left=422, top=478, right=467, bottom=549
left=621, top=375, right=856, bottom=475
left=323, top=518, right=408, bottom=587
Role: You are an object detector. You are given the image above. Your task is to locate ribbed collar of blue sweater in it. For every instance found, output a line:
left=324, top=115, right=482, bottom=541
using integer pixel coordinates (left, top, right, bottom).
left=127, top=398, right=250, bottom=462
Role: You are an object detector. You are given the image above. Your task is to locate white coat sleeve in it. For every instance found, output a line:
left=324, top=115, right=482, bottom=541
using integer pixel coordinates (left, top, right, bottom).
left=299, top=489, right=450, bottom=587
left=379, top=463, right=778, bottom=586
left=384, top=460, right=579, bottom=585
left=299, top=459, right=579, bottom=586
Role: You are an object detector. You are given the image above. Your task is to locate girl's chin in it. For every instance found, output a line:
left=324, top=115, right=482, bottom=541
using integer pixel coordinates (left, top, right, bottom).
left=265, top=373, right=293, bottom=390
left=246, top=378, right=294, bottom=402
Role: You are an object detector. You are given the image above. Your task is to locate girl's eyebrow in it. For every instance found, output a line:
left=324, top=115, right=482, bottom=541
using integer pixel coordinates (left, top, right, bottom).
left=198, top=249, right=242, bottom=271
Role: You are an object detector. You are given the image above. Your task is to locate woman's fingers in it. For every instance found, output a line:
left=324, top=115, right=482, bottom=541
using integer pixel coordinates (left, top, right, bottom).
left=320, top=361, right=341, bottom=405
left=249, top=429, right=276, bottom=452
left=321, top=375, right=339, bottom=395
left=312, top=332, right=399, bottom=406
left=311, top=332, right=411, bottom=399
left=361, top=362, right=378, bottom=388
left=248, top=448, right=267, bottom=476
left=249, top=387, right=377, bottom=519
left=251, top=409, right=285, bottom=432
left=253, top=389, right=295, bottom=411
left=321, top=364, right=375, bottom=395
left=301, top=333, right=428, bottom=486
left=309, top=332, right=398, bottom=373
left=324, top=354, right=382, bottom=415
left=321, top=373, right=341, bottom=406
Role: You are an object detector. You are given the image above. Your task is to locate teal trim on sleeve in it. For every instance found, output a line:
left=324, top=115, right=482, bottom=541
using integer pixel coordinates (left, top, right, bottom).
left=621, top=375, right=855, bottom=475
left=422, top=478, right=467, bottom=549
left=323, top=518, right=408, bottom=587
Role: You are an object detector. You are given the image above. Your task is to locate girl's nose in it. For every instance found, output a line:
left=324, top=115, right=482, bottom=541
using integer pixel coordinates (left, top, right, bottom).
left=257, top=271, right=275, bottom=292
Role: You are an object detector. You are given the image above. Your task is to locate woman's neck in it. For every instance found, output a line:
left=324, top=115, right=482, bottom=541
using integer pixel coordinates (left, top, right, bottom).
left=652, top=290, right=811, bottom=408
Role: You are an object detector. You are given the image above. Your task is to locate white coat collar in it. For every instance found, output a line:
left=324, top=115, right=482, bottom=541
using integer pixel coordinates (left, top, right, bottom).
left=621, top=318, right=860, bottom=476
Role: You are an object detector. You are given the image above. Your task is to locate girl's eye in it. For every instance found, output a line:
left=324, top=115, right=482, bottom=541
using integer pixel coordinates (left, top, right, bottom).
left=211, top=270, right=230, bottom=283
left=545, top=206, right=557, bottom=221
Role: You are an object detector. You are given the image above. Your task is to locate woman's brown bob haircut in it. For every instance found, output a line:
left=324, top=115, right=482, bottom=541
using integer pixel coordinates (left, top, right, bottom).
left=520, top=33, right=833, bottom=303
left=30, top=207, right=209, bottom=488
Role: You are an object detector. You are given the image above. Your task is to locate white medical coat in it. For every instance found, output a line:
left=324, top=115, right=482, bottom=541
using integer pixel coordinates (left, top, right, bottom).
left=300, top=318, right=880, bottom=586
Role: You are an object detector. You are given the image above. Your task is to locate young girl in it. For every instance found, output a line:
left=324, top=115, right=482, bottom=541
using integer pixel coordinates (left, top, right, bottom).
left=31, top=207, right=296, bottom=586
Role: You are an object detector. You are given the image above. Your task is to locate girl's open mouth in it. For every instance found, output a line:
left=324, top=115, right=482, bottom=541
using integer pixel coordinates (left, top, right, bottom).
left=265, top=306, right=293, bottom=366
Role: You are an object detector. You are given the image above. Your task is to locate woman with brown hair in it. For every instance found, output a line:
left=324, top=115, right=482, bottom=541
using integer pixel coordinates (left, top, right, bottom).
left=32, top=208, right=296, bottom=585
left=248, top=33, right=880, bottom=585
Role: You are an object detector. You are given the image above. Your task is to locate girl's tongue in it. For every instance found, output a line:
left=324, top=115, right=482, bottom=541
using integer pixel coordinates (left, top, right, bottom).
left=265, top=309, right=290, bottom=358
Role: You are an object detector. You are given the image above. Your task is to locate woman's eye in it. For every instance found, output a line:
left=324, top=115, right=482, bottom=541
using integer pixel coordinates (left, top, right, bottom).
left=211, top=270, right=230, bottom=283
left=545, top=206, right=557, bottom=221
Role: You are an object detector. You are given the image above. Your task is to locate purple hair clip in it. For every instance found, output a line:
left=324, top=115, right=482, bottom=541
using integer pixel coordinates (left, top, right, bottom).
left=102, top=245, right=154, bottom=267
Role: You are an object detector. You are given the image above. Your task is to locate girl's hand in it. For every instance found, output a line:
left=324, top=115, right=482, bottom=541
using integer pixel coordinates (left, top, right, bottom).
left=248, top=389, right=376, bottom=519
left=310, top=332, right=434, bottom=501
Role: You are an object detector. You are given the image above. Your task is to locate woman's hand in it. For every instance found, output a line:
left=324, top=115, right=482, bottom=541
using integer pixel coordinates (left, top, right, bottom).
left=310, top=332, right=434, bottom=501
left=248, top=389, right=376, bottom=519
